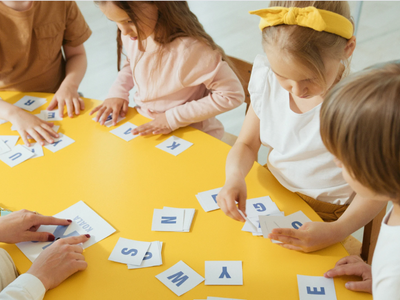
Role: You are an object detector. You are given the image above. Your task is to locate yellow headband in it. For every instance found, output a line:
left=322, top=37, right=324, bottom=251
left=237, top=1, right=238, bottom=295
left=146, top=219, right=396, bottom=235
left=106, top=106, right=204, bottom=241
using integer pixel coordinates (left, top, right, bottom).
left=249, top=7, right=353, bottom=39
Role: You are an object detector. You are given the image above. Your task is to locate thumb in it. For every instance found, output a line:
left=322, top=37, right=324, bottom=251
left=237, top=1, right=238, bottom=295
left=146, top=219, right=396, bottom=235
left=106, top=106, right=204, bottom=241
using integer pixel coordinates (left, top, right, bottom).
left=345, top=281, right=372, bottom=293
left=23, top=231, right=55, bottom=242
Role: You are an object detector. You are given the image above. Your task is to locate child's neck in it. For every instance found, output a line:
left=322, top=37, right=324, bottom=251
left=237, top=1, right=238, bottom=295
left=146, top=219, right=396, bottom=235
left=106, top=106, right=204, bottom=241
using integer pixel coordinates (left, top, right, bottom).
left=387, top=202, right=400, bottom=226
left=1, top=1, right=32, bottom=11
left=289, top=94, right=323, bottom=114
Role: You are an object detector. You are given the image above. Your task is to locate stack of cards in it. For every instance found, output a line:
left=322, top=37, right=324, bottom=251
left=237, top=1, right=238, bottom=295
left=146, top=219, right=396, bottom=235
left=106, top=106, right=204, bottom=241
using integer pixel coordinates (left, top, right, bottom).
left=109, top=238, right=163, bottom=269
left=152, top=207, right=195, bottom=232
left=240, top=196, right=283, bottom=236
left=196, top=187, right=222, bottom=212
left=259, top=211, right=312, bottom=242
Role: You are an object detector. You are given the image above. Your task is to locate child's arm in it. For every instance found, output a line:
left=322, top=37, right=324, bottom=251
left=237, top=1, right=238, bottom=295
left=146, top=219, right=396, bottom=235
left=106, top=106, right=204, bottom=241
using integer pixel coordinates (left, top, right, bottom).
left=90, top=60, right=132, bottom=126
left=216, top=105, right=261, bottom=222
left=268, top=195, right=386, bottom=252
left=0, top=100, right=58, bottom=146
left=47, top=44, right=87, bottom=118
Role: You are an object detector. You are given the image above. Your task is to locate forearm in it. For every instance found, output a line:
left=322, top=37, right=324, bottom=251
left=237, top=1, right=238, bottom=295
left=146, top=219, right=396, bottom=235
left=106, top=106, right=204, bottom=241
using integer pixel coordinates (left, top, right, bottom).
left=60, top=52, right=87, bottom=91
left=225, top=141, right=258, bottom=182
left=0, top=100, right=21, bottom=122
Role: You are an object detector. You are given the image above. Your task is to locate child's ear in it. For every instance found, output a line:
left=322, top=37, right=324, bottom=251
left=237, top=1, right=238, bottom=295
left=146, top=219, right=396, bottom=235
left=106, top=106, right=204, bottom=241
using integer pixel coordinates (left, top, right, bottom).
left=344, top=36, right=356, bottom=59
left=333, top=157, right=343, bottom=168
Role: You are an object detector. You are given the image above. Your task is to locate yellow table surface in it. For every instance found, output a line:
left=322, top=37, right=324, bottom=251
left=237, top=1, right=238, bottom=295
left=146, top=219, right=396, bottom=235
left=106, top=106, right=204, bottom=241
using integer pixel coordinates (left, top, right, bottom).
left=0, top=91, right=371, bottom=300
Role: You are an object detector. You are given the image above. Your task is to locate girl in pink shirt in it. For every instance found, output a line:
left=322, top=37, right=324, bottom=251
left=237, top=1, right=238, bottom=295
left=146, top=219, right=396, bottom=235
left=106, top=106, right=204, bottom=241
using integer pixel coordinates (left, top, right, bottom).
left=90, top=1, right=244, bottom=139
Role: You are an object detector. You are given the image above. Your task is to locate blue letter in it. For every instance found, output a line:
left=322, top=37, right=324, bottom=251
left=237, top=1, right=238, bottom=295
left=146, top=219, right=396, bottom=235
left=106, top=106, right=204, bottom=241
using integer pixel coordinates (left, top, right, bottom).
left=106, top=114, right=112, bottom=122
left=167, top=272, right=188, bottom=287
left=48, top=112, right=55, bottom=119
left=292, top=221, right=303, bottom=229
left=253, top=203, right=266, bottom=212
left=211, top=194, right=218, bottom=203
left=166, top=141, right=180, bottom=150
left=52, top=140, right=62, bottom=147
left=143, top=251, right=153, bottom=260
left=307, top=286, right=325, bottom=295
left=121, top=248, right=138, bottom=256
left=24, top=100, right=35, bottom=106
left=9, top=153, right=22, bottom=161
left=219, top=266, right=231, bottom=279
left=34, top=225, right=79, bottom=250
left=124, top=128, right=132, bottom=135
left=161, top=216, right=177, bottom=224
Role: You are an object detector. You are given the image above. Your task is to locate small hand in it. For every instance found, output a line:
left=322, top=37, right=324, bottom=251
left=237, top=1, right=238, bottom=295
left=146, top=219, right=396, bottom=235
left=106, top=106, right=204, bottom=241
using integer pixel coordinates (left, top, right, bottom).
left=324, top=255, right=372, bottom=293
left=27, top=234, right=90, bottom=290
left=48, top=83, right=85, bottom=118
left=9, top=109, right=58, bottom=146
left=132, top=113, right=171, bottom=136
left=216, top=177, right=247, bottom=222
left=90, top=98, right=128, bottom=126
left=268, top=221, right=342, bottom=252
left=0, top=210, right=72, bottom=243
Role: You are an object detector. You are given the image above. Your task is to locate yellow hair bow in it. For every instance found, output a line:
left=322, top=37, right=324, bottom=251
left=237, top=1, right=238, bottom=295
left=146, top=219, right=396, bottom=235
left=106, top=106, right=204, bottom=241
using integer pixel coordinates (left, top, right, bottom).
left=249, top=7, right=353, bottom=39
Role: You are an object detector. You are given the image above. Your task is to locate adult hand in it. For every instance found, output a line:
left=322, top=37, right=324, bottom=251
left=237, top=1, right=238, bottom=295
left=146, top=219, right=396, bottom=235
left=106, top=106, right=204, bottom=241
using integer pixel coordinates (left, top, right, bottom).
left=48, top=83, right=85, bottom=118
left=268, top=221, right=344, bottom=252
left=217, top=176, right=247, bottom=222
left=324, top=255, right=372, bottom=293
left=90, top=98, right=128, bottom=126
left=132, top=112, right=171, bottom=135
left=0, top=210, right=72, bottom=243
left=27, top=234, right=90, bottom=290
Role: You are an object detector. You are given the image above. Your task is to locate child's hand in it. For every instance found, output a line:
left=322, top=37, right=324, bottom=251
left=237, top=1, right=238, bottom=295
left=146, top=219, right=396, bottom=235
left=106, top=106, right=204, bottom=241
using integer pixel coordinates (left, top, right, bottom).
left=90, top=98, right=128, bottom=126
left=9, top=109, right=58, bottom=146
left=48, top=84, right=85, bottom=118
left=324, top=255, right=372, bottom=293
left=132, top=113, right=171, bottom=135
left=268, top=221, right=342, bottom=252
left=216, top=177, right=247, bottom=222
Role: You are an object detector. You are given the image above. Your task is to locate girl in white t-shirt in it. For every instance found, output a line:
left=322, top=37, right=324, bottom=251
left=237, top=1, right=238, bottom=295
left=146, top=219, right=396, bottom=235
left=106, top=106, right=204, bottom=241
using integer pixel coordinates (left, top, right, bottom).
left=322, top=61, right=400, bottom=299
left=217, top=1, right=385, bottom=252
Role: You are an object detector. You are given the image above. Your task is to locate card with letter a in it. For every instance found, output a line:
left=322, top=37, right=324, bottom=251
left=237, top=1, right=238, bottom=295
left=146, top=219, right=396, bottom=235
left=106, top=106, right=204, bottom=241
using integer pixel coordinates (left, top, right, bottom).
left=16, top=201, right=116, bottom=262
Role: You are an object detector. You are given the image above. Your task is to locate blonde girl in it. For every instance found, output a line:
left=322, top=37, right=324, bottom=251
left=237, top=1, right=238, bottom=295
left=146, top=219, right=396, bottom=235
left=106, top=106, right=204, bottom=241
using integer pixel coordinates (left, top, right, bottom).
left=217, top=1, right=385, bottom=252
left=90, top=1, right=244, bottom=139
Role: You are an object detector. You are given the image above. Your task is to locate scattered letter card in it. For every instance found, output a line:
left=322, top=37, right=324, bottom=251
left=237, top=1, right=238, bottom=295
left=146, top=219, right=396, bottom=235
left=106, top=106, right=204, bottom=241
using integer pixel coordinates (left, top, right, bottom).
left=23, top=143, right=44, bottom=159
left=205, top=261, right=243, bottom=285
left=245, top=196, right=281, bottom=217
left=14, top=96, right=47, bottom=112
left=0, top=135, right=19, bottom=148
left=156, top=136, right=193, bottom=156
left=17, top=201, right=116, bottom=262
left=41, top=110, right=63, bottom=121
left=108, top=238, right=150, bottom=266
left=297, top=275, right=337, bottom=300
left=110, top=122, right=139, bottom=141
left=152, top=208, right=184, bottom=232
left=156, top=260, right=204, bottom=296
left=196, top=187, right=222, bottom=212
left=128, top=241, right=163, bottom=269
left=44, top=133, right=75, bottom=153
left=0, top=139, right=10, bottom=155
left=0, top=145, right=34, bottom=167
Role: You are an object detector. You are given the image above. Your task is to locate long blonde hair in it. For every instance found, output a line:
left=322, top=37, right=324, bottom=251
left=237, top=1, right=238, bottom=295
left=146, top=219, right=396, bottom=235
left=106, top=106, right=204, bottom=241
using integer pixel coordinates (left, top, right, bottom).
left=263, top=1, right=354, bottom=88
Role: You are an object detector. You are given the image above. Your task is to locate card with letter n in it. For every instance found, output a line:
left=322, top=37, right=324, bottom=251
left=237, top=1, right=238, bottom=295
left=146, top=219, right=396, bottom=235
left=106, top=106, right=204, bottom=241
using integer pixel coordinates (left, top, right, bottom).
left=156, top=136, right=193, bottom=156
left=297, top=275, right=337, bottom=300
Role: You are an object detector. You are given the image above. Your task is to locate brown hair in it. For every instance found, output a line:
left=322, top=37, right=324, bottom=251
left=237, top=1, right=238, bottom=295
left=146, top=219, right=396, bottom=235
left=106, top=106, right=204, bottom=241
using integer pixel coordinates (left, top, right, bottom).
left=99, top=1, right=233, bottom=72
left=263, top=1, right=354, bottom=88
left=320, top=61, right=400, bottom=200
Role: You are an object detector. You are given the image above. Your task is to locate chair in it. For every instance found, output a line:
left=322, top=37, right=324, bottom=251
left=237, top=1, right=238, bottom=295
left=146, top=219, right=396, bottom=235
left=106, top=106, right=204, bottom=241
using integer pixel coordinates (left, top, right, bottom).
left=221, top=56, right=253, bottom=146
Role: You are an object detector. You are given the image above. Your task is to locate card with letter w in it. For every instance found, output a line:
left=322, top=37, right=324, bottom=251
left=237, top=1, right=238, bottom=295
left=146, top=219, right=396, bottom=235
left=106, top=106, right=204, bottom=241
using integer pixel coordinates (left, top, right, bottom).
left=16, top=201, right=116, bottom=262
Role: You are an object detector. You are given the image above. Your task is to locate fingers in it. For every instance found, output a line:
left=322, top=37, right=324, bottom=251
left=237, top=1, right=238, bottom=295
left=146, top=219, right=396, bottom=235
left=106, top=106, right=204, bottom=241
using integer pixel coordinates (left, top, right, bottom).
left=99, top=108, right=112, bottom=125
left=47, top=97, right=57, bottom=111
left=60, top=234, right=91, bottom=245
left=32, top=215, right=72, bottom=226
left=217, top=195, right=245, bottom=222
left=121, top=101, right=128, bottom=117
left=270, top=227, right=304, bottom=239
left=132, top=123, right=152, bottom=135
left=22, top=231, right=55, bottom=242
left=41, top=123, right=59, bottom=138
left=72, top=98, right=81, bottom=115
left=278, top=243, right=305, bottom=251
left=57, top=100, right=65, bottom=118
left=94, top=106, right=107, bottom=122
left=20, top=131, right=31, bottom=147
left=89, top=105, right=102, bottom=116
left=27, top=129, right=45, bottom=146
left=66, top=100, right=74, bottom=118
left=335, top=255, right=363, bottom=267
left=79, top=98, right=85, bottom=111
left=345, top=280, right=372, bottom=293
left=268, top=233, right=303, bottom=248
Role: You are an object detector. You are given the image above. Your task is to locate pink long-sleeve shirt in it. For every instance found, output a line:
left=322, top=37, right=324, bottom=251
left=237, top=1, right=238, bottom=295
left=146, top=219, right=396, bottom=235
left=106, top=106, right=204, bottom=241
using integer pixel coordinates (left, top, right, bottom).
left=106, top=34, right=244, bottom=139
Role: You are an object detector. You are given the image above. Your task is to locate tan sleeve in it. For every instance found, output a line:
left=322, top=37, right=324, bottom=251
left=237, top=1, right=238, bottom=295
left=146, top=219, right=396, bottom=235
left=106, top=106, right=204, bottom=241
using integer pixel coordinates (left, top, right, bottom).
left=62, top=1, right=92, bottom=47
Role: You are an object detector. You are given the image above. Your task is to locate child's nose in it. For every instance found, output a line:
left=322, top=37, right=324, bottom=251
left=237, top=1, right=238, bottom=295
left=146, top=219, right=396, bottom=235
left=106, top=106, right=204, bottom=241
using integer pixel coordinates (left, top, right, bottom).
left=120, top=25, right=132, bottom=36
left=291, top=82, right=307, bottom=97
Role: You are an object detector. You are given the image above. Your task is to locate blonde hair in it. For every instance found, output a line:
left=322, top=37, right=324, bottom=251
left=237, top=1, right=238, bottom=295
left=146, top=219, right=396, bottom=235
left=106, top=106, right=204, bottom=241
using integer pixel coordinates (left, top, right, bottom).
left=320, top=61, right=400, bottom=200
left=263, top=1, right=354, bottom=88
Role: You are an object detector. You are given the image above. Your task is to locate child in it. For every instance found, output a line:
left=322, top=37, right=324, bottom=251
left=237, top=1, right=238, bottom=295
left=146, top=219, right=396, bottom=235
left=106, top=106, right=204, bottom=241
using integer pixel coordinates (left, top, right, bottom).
left=217, top=1, right=385, bottom=252
left=0, top=1, right=91, bottom=146
left=321, top=61, right=400, bottom=298
left=90, top=1, right=244, bottom=139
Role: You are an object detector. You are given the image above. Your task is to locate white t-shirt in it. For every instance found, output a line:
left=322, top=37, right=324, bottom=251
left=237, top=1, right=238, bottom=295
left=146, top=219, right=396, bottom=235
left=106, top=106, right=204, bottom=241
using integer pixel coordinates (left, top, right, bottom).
left=372, top=205, right=400, bottom=299
left=249, top=55, right=354, bottom=205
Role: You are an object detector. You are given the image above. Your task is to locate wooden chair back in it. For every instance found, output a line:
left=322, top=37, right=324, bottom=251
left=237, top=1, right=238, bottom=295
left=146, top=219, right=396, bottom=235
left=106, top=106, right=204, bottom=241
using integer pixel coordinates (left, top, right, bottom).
left=227, top=56, right=252, bottom=113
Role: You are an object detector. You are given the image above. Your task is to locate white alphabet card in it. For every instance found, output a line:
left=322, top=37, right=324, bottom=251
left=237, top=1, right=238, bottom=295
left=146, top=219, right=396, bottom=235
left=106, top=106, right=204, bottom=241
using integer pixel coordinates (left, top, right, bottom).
left=17, top=201, right=116, bottom=262
left=108, top=237, right=151, bottom=266
left=40, top=110, right=63, bottom=121
left=205, top=261, right=243, bottom=285
left=110, top=122, right=139, bottom=141
left=156, top=260, right=204, bottom=296
left=0, top=145, right=34, bottom=167
left=14, top=96, right=47, bottom=112
left=43, top=133, right=75, bottom=153
left=196, top=187, right=222, bottom=212
left=128, top=241, right=163, bottom=269
left=297, top=275, right=337, bottom=300
left=156, top=136, right=193, bottom=156
left=151, top=208, right=184, bottom=232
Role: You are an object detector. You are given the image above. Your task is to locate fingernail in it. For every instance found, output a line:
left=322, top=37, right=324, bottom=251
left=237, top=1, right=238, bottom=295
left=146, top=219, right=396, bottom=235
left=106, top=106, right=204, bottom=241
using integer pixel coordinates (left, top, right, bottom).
left=67, top=219, right=72, bottom=223
left=48, top=234, right=55, bottom=241
left=345, top=283, right=350, bottom=288
left=85, top=234, right=91, bottom=238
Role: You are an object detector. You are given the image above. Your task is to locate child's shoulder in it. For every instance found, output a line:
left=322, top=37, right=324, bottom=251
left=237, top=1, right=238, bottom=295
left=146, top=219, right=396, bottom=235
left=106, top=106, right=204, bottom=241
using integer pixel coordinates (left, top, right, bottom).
left=170, top=37, right=218, bottom=58
left=249, top=54, right=276, bottom=94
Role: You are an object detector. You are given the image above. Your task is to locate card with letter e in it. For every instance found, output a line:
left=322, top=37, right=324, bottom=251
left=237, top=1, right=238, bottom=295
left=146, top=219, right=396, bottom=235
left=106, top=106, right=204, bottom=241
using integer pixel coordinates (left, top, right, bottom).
left=156, top=260, right=204, bottom=296
left=156, top=136, right=193, bottom=156
left=297, top=275, right=337, bottom=300
left=108, top=238, right=151, bottom=266
left=110, top=122, right=139, bottom=141
left=44, top=133, right=75, bottom=153
left=205, top=261, right=243, bottom=285
left=41, top=110, right=63, bottom=121
left=16, top=201, right=116, bottom=262
left=14, top=96, right=47, bottom=112
left=0, top=145, right=34, bottom=167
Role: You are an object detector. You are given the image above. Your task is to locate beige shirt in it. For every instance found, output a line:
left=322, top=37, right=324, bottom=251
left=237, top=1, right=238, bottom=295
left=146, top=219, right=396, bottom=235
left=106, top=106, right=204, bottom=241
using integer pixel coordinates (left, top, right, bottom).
left=0, top=1, right=91, bottom=93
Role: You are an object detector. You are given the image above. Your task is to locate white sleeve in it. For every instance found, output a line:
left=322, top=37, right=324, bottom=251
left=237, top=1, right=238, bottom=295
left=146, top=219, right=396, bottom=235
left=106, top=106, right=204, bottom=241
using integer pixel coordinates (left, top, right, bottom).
left=0, top=274, right=46, bottom=300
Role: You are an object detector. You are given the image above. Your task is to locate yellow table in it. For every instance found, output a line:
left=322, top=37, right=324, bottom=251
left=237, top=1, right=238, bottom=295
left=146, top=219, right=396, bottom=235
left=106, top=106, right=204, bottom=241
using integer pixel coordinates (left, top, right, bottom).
left=0, top=91, right=371, bottom=300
